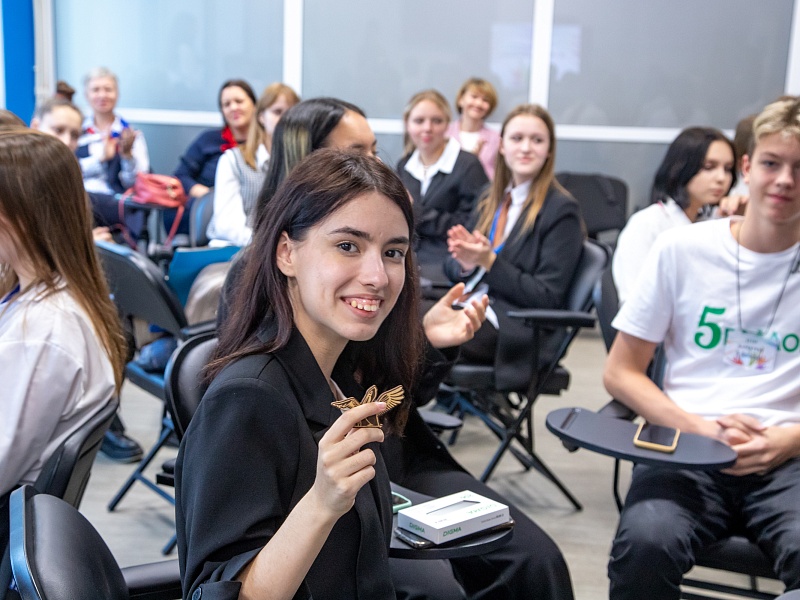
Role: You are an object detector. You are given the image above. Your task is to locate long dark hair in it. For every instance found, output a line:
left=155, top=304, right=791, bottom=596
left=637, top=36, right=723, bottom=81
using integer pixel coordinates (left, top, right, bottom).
left=210, top=149, right=424, bottom=431
left=651, top=127, right=736, bottom=209
left=255, top=97, right=366, bottom=229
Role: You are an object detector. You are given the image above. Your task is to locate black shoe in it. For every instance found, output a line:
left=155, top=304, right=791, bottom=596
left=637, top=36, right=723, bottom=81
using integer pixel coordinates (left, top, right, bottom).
left=101, top=430, right=144, bottom=463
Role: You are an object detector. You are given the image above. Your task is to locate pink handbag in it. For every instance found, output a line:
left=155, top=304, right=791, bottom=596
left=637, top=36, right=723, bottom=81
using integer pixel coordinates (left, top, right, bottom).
left=120, top=174, right=188, bottom=247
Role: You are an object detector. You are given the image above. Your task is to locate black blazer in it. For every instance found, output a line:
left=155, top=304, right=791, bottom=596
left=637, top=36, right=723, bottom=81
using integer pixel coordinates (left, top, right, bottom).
left=445, top=187, right=584, bottom=391
left=397, top=150, right=488, bottom=282
left=175, top=328, right=395, bottom=600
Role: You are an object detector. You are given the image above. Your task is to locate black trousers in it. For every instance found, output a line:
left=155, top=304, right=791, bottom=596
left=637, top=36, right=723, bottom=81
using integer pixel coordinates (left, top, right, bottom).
left=609, top=459, right=800, bottom=599
left=390, top=455, right=574, bottom=600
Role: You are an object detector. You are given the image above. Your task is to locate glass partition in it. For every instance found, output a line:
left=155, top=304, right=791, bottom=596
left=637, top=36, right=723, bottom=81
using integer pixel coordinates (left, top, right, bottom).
left=302, top=0, right=536, bottom=122
left=549, top=0, right=792, bottom=129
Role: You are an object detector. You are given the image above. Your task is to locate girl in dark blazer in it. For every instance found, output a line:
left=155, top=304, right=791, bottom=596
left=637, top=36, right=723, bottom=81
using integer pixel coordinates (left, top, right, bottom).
left=397, top=90, right=488, bottom=284
left=446, top=104, right=584, bottom=391
left=176, top=150, right=424, bottom=599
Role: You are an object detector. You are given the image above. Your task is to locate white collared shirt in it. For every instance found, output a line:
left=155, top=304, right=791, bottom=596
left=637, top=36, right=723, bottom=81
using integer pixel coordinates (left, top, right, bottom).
left=501, top=179, right=533, bottom=242
left=0, top=283, right=115, bottom=493
left=404, top=137, right=461, bottom=196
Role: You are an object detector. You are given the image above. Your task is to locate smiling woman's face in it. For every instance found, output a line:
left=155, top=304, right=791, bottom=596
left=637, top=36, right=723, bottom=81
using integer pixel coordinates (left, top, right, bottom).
left=220, top=86, right=255, bottom=134
left=86, top=76, right=118, bottom=116
left=276, top=191, right=409, bottom=356
left=500, top=114, right=551, bottom=186
left=405, top=99, right=449, bottom=156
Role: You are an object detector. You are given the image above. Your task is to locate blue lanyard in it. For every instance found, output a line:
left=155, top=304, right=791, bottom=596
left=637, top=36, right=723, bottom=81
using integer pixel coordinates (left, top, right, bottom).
left=1, top=284, right=20, bottom=304
left=487, top=204, right=506, bottom=254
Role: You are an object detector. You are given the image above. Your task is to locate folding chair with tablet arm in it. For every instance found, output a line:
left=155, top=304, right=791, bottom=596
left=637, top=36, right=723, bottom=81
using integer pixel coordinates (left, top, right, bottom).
left=444, top=239, right=610, bottom=510
left=95, top=241, right=213, bottom=516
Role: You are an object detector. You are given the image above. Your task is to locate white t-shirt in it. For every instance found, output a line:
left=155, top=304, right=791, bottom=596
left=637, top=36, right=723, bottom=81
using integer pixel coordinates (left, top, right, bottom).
left=612, top=199, right=692, bottom=303
left=0, top=284, right=115, bottom=494
left=208, top=144, right=269, bottom=247
left=613, top=218, right=800, bottom=427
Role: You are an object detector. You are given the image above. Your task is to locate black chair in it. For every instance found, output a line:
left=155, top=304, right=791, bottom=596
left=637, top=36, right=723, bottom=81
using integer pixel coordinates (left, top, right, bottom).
left=95, top=241, right=213, bottom=513
left=556, top=172, right=628, bottom=243
left=444, top=239, right=610, bottom=509
left=161, top=332, right=461, bottom=448
left=9, top=486, right=181, bottom=600
left=0, top=398, right=118, bottom=600
left=189, top=190, right=214, bottom=247
left=163, top=332, right=218, bottom=441
left=573, top=264, right=782, bottom=600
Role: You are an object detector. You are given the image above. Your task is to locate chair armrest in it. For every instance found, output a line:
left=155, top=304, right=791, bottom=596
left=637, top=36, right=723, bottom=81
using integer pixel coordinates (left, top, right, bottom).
left=419, top=409, right=463, bottom=432
left=122, top=559, right=182, bottom=600
left=545, top=407, right=737, bottom=470
left=598, top=399, right=637, bottom=421
left=179, top=320, right=216, bottom=339
left=507, top=309, right=596, bottom=329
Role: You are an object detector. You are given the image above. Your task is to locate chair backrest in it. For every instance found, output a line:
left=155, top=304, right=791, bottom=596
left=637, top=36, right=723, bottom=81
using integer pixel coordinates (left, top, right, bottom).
left=164, top=333, right=218, bottom=440
left=189, top=190, right=214, bottom=247
left=0, top=400, right=117, bottom=600
left=536, top=238, right=610, bottom=382
left=33, top=398, right=118, bottom=508
left=95, top=241, right=188, bottom=336
left=556, top=172, right=628, bottom=239
left=9, top=486, right=128, bottom=600
left=591, top=264, right=666, bottom=388
left=593, top=266, right=619, bottom=352
left=166, top=246, right=240, bottom=307
left=566, top=239, right=611, bottom=314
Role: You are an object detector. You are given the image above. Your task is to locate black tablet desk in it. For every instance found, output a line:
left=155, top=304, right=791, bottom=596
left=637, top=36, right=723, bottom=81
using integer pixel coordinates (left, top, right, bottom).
left=546, top=407, right=737, bottom=470
left=389, top=484, right=513, bottom=560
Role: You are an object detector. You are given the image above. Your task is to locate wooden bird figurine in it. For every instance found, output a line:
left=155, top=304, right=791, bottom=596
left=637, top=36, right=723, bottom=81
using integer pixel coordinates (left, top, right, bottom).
left=331, top=384, right=404, bottom=428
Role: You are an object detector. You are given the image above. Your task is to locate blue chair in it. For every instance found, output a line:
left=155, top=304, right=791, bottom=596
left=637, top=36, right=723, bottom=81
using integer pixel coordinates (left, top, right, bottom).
left=189, top=190, right=215, bottom=247
left=166, top=245, right=240, bottom=306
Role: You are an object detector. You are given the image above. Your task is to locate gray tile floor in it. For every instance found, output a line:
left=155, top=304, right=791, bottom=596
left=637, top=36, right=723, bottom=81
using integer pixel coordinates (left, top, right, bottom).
left=79, top=329, right=783, bottom=599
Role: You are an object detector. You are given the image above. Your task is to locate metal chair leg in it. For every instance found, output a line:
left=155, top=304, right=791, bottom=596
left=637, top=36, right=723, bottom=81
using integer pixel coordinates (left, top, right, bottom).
left=108, top=417, right=175, bottom=511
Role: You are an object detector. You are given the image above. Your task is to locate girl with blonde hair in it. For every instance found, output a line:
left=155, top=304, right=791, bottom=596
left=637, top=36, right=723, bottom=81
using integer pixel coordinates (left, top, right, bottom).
left=208, top=82, right=299, bottom=246
left=445, top=104, right=584, bottom=386
left=447, top=77, right=501, bottom=178
left=397, top=89, right=488, bottom=283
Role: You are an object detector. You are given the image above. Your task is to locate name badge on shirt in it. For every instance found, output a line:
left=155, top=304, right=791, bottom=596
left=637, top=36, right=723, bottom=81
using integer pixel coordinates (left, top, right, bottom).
left=723, top=330, right=778, bottom=372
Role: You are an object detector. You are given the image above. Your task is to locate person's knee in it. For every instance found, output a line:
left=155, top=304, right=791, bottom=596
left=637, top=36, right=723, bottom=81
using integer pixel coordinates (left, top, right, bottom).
left=611, top=500, right=693, bottom=574
left=773, top=520, right=800, bottom=588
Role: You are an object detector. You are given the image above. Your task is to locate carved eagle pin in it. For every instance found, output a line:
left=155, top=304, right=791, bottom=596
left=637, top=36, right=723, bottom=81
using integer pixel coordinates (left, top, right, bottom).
left=331, top=385, right=404, bottom=428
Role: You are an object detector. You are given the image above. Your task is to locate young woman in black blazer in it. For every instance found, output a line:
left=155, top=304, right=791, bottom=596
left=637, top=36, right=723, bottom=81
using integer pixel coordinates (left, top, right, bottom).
left=446, top=104, right=584, bottom=391
left=397, top=89, right=488, bottom=284
left=177, top=150, right=424, bottom=599
left=207, top=99, right=575, bottom=600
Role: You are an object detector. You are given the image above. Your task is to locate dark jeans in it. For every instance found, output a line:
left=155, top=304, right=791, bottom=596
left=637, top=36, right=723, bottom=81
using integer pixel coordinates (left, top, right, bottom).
left=89, top=192, right=146, bottom=240
left=609, top=458, right=800, bottom=600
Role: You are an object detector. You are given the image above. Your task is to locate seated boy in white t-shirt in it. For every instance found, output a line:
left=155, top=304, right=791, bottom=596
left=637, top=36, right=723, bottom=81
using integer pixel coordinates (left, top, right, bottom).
left=604, top=97, right=800, bottom=600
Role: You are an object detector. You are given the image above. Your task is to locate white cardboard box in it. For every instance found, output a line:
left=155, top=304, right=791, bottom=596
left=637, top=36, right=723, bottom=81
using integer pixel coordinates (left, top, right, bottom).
left=397, top=490, right=510, bottom=545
